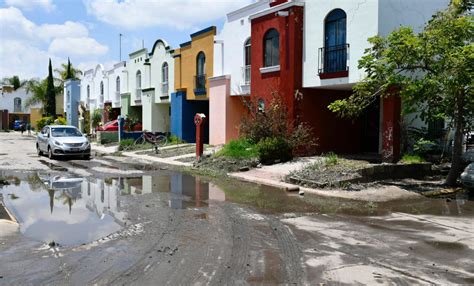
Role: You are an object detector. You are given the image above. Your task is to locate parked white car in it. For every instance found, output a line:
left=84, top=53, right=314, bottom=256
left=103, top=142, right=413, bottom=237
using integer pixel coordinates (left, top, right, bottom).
left=36, top=125, right=91, bottom=160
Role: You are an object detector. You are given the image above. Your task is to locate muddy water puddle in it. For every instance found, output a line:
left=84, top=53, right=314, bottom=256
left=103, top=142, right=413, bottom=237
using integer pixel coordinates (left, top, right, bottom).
left=0, top=171, right=473, bottom=246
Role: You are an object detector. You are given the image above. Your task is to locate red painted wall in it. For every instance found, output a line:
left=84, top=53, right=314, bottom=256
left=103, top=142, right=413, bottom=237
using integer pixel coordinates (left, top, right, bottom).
left=250, top=5, right=304, bottom=122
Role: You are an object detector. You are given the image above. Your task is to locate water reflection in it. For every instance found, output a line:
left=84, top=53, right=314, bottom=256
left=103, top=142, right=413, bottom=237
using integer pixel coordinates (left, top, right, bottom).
left=0, top=171, right=473, bottom=246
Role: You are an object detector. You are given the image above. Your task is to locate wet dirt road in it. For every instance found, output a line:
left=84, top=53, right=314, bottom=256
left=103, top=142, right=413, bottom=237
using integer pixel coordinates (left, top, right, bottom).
left=0, top=132, right=473, bottom=285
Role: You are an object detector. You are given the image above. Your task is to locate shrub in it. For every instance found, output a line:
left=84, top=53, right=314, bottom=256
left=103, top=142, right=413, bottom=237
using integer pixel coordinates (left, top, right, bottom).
left=413, top=138, right=441, bottom=158
left=324, top=152, right=339, bottom=166
left=400, top=154, right=425, bottom=164
left=257, top=137, right=292, bottom=165
left=36, top=116, right=66, bottom=130
left=118, top=138, right=134, bottom=151
left=168, top=135, right=185, bottom=145
left=239, top=90, right=316, bottom=163
left=216, top=138, right=258, bottom=159
left=92, top=109, right=102, bottom=130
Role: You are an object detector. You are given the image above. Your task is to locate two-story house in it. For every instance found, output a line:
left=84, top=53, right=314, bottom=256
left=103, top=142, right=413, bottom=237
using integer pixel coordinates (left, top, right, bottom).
left=171, top=26, right=216, bottom=143
left=247, top=0, right=449, bottom=162
left=209, top=0, right=270, bottom=145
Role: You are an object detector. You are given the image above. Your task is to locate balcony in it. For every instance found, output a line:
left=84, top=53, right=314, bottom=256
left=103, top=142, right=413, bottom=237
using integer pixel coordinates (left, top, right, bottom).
left=194, top=74, right=206, bottom=96
left=135, top=88, right=142, bottom=104
left=318, top=44, right=349, bottom=79
left=161, top=82, right=169, bottom=96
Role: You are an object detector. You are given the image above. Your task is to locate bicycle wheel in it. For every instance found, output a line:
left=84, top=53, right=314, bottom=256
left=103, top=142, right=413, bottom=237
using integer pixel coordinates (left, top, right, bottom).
left=156, top=135, right=168, bottom=146
left=134, top=136, right=146, bottom=145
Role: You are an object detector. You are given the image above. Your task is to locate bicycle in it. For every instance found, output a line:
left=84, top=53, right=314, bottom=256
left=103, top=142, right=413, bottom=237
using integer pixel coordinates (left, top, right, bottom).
left=133, top=132, right=168, bottom=153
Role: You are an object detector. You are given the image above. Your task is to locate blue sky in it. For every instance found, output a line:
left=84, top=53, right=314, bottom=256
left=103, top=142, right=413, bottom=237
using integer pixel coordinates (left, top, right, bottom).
left=0, top=0, right=252, bottom=80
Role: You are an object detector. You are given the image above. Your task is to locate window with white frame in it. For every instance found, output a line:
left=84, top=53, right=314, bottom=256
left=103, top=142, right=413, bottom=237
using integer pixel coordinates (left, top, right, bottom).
left=13, top=97, right=21, bottom=112
left=244, top=38, right=251, bottom=84
left=263, top=29, right=279, bottom=67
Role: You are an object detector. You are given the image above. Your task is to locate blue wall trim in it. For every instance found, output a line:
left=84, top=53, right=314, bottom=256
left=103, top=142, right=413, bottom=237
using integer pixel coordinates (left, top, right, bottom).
left=171, top=91, right=209, bottom=143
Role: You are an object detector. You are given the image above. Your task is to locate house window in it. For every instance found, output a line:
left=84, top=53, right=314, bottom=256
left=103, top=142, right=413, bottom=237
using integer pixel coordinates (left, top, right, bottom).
left=87, top=85, right=90, bottom=100
left=195, top=52, right=206, bottom=93
left=244, top=38, right=251, bottom=84
left=100, top=81, right=104, bottom=95
left=263, top=29, right=279, bottom=67
left=13, top=97, right=21, bottom=112
left=323, top=9, right=347, bottom=73
left=116, top=76, right=120, bottom=93
left=136, top=70, right=142, bottom=89
left=162, top=62, right=169, bottom=95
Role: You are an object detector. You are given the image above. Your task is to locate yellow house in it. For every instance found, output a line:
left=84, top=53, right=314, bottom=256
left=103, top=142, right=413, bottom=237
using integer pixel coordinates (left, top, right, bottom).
left=171, top=26, right=215, bottom=143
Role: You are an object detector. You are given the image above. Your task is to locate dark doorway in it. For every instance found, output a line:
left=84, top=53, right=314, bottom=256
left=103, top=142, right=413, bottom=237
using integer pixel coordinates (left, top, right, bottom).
left=361, top=98, right=380, bottom=153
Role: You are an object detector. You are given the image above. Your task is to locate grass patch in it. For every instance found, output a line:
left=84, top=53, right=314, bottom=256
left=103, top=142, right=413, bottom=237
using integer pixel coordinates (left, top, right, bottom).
left=215, top=139, right=258, bottom=159
left=400, top=154, right=425, bottom=164
left=324, top=152, right=339, bottom=166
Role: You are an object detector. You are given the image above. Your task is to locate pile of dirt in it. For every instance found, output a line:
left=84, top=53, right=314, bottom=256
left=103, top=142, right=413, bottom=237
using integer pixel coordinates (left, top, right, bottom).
left=285, top=158, right=370, bottom=189
left=194, top=156, right=260, bottom=174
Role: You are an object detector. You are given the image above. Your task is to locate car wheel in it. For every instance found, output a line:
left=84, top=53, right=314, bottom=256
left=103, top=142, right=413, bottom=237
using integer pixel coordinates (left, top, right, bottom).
left=48, top=147, right=54, bottom=160
left=83, top=154, right=91, bottom=160
left=37, top=144, right=43, bottom=156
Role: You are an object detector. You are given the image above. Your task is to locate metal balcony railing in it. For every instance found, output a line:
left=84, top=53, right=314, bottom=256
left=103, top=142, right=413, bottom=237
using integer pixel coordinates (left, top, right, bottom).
left=194, top=74, right=206, bottom=95
left=318, top=44, right=349, bottom=75
left=161, top=82, right=169, bottom=96
left=242, top=65, right=251, bottom=85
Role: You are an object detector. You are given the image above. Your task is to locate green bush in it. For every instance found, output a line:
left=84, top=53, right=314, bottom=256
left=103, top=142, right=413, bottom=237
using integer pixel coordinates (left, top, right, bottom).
left=400, top=154, right=425, bottom=164
left=36, top=116, right=66, bottom=131
left=168, top=135, right=185, bottom=145
left=257, top=137, right=292, bottom=165
left=118, top=138, right=135, bottom=150
left=216, top=138, right=258, bottom=159
left=324, top=152, right=339, bottom=166
left=413, top=138, right=440, bottom=158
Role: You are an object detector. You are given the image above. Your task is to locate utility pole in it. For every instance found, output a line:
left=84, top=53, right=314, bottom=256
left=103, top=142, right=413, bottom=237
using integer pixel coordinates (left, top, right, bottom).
left=119, top=33, right=123, bottom=62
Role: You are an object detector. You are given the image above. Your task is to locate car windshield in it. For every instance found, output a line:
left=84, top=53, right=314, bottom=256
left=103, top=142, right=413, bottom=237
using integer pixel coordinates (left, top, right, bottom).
left=51, top=127, right=82, bottom=137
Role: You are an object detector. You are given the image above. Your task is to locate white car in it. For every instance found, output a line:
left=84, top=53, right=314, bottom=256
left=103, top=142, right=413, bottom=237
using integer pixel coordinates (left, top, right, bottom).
left=36, top=125, right=91, bottom=160
left=460, top=163, right=474, bottom=189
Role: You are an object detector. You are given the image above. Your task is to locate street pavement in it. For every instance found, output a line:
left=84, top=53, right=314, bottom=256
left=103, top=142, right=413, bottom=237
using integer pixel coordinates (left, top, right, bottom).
left=0, top=131, right=473, bottom=285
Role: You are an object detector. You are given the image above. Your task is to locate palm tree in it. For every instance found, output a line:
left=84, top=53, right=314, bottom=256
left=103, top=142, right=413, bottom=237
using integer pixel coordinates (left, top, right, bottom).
left=24, top=78, right=62, bottom=109
left=1, top=75, right=27, bottom=90
left=54, top=58, right=82, bottom=81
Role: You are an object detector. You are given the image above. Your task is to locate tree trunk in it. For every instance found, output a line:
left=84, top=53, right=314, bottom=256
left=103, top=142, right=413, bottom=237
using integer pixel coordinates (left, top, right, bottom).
left=445, top=92, right=465, bottom=186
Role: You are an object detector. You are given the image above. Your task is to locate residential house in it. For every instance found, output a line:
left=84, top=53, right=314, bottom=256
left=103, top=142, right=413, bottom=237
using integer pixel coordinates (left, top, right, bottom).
left=171, top=26, right=216, bottom=143
left=209, top=0, right=270, bottom=145
left=0, top=85, right=42, bottom=129
left=247, top=0, right=449, bottom=162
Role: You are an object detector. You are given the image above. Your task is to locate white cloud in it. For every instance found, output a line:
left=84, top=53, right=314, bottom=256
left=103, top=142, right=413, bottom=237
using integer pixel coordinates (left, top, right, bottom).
left=84, top=0, right=253, bottom=30
left=37, top=21, right=89, bottom=41
left=5, top=0, right=55, bottom=12
left=49, top=37, right=109, bottom=56
left=0, top=7, right=109, bottom=79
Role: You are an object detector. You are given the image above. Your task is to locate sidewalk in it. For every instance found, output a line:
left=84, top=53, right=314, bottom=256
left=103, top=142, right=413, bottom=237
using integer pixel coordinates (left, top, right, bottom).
left=92, top=144, right=423, bottom=202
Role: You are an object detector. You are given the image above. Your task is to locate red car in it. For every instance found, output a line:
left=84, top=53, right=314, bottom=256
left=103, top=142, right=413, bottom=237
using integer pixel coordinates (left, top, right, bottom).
left=97, top=120, right=142, bottom=131
left=97, top=120, right=118, bottom=131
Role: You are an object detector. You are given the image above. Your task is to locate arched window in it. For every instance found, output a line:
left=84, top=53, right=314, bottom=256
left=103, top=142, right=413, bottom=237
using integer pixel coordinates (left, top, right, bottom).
left=196, top=52, right=206, bottom=76
left=13, top=97, right=21, bottom=112
left=116, top=76, right=120, bottom=93
left=258, top=98, right=265, bottom=113
left=324, top=9, right=347, bottom=73
left=136, top=70, right=142, bottom=88
left=195, top=52, right=206, bottom=91
left=100, top=81, right=104, bottom=95
left=244, top=38, right=251, bottom=84
left=161, top=62, right=169, bottom=95
left=263, top=29, right=279, bottom=67
left=87, top=85, right=90, bottom=100
left=162, top=62, right=169, bottom=84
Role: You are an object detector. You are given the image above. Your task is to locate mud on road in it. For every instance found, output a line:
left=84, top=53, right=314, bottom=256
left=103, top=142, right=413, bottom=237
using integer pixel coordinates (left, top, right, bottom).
left=0, top=132, right=473, bottom=285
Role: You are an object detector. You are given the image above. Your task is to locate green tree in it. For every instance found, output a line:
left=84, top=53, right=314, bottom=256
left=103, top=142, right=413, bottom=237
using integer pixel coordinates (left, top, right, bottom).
left=45, top=58, right=57, bottom=117
left=54, top=58, right=82, bottom=81
left=1, top=75, right=27, bottom=90
left=328, top=0, right=473, bottom=186
left=25, top=78, right=62, bottom=109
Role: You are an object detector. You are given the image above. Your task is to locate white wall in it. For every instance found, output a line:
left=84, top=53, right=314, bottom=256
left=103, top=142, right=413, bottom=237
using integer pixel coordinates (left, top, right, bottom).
left=105, top=62, right=126, bottom=107
left=302, top=0, right=379, bottom=89
left=0, top=87, right=39, bottom=113
left=214, top=0, right=269, bottom=95
left=148, top=40, right=174, bottom=103
left=126, top=49, right=148, bottom=105
left=378, top=0, right=449, bottom=37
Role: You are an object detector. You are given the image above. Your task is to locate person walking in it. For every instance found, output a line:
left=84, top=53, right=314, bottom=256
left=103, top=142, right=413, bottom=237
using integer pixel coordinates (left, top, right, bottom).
left=20, top=122, right=25, bottom=135
left=26, top=122, right=31, bottom=135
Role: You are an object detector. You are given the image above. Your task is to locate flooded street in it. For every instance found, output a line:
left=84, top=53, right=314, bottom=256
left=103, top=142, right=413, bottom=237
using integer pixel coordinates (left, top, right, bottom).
left=0, top=133, right=474, bottom=285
